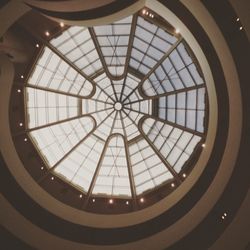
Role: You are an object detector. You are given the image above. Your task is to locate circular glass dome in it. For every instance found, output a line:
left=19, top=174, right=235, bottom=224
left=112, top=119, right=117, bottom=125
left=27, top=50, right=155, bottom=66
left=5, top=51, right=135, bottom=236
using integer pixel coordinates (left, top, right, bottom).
left=24, top=8, right=207, bottom=212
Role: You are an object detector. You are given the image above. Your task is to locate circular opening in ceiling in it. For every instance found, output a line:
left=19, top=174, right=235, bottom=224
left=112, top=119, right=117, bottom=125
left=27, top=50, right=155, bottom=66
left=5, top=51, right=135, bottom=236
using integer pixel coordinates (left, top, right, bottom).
left=114, top=102, right=123, bottom=111
left=11, top=7, right=208, bottom=214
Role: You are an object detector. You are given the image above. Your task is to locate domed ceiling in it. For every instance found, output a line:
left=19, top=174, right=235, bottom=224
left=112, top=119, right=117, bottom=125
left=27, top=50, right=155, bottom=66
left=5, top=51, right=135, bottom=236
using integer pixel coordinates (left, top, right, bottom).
left=22, top=9, right=207, bottom=210
left=1, top=0, right=249, bottom=249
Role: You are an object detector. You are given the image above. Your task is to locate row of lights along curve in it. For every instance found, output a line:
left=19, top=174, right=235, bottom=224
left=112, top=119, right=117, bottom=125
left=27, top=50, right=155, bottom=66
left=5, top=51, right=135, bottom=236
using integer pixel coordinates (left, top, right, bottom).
left=17, top=125, right=227, bottom=214
left=16, top=21, right=66, bottom=144
left=236, top=17, right=244, bottom=30
left=46, top=173, right=187, bottom=206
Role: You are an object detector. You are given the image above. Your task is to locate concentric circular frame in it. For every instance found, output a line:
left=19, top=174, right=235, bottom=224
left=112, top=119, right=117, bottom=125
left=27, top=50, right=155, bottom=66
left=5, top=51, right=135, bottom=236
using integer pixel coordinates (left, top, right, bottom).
left=1, top=0, right=247, bottom=249
left=6, top=0, right=217, bottom=225
left=12, top=5, right=208, bottom=214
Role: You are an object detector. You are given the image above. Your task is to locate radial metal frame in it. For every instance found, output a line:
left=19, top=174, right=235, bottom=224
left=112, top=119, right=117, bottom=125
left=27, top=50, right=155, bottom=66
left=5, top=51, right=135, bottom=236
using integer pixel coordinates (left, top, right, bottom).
left=23, top=10, right=208, bottom=206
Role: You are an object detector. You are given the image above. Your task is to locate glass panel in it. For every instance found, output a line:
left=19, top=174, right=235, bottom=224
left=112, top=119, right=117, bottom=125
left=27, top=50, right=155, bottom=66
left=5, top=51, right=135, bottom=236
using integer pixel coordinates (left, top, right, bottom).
left=142, top=118, right=201, bottom=173
left=50, top=27, right=102, bottom=77
left=30, top=116, right=94, bottom=166
left=129, top=16, right=177, bottom=75
left=28, top=47, right=93, bottom=96
left=92, top=135, right=131, bottom=197
left=94, top=16, right=132, bottom=77
left=54, top=135, right=105, bottom=192
left=141, top=42, right=205, bottom=97
left=26, top=88, right=78, bottom=128
left=129, top=137, right=173, bottom=194
left=157, top=86, right=205, bottom=133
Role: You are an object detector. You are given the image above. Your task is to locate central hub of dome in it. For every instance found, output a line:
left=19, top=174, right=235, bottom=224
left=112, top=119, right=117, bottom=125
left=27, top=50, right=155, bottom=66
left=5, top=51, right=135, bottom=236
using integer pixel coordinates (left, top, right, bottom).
left=114, top=102, right=122, bottom=111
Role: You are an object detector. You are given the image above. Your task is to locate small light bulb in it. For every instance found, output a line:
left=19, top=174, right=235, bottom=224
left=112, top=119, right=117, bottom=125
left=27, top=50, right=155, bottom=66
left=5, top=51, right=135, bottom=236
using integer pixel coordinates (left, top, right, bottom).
left=24, top=138, right=27, bottom=142
left=182, top=173, right=186, bottom=178
left=126, top=201, right=129, bottom=205
left=239, top=26, right=243, bottom=30
left=221, top=216, right=225, bottom=220
left=171, top=183, right=175, bottom=188
left=19, top=122, right=23, bottom=127
left=51, top=176, right=54, bottom=180
left=109, top=199, right=113, bottom=204
left=60, top=22, right=64, bottom=27
left=236, top=17, right=240, bottom=22
left=175, top=28, right=180, bottom=34
left=41, top=167, right=44, bottom=170
left=45, top=31, right=50, bottom=37
left=202, top=143, right=206, bottom=148
left=92, top=198, right=96, bottom=202
left=224, top=212, right=227, bottom=217
left=79, top=194, right=83, bottom=198
left=36, top=43, right=39, bottom=48
left=21, top=75, right=24, bottom=79
left=140, top=197, right=144, bottom=203
left=142, top=9, right=146, bottom=15
left=17, top=89, right=21, bottom=93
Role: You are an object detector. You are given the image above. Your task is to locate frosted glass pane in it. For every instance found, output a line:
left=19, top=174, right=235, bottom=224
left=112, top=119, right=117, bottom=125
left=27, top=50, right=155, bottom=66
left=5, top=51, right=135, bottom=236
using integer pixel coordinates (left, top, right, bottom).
left=186, top=110, right=196, bottom=130
left=197, top=111, right=204, bottom=132
left=174, top=153, right=189, bottom=172
left=187, top=90, right=196, bottom=109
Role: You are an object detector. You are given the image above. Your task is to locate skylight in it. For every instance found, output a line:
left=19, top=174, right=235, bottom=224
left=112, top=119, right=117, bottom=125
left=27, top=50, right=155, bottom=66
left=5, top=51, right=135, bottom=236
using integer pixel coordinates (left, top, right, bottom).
left=25, top=10, right=207, bottom=200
